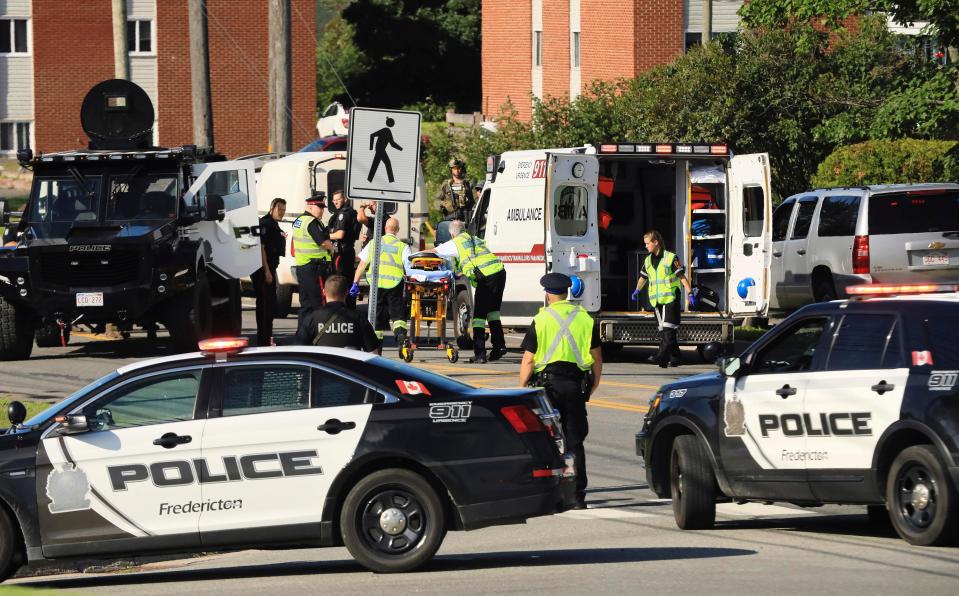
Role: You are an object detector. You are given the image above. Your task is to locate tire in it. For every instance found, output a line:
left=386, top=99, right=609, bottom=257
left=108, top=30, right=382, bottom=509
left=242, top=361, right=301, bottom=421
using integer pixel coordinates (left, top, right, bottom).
left=812, top=272, right=837, bottom=303
left=453, top=289, right=471, bottom=340
left=0, top=506, right=22, bottom=582
left=886, top=445, right=959, bottom=546
left=275, top=284, right=294, bottom=319
left=212, top=279, right=242, bottom=336
left=0, top=296, right=34, bottom=360
left=340, top=468, right=446, bottom=573
left=164, top=271, right=214, bottom=352
left=35, top=323, right=69, bottom=348
left=670, top=435, right=716, bottom=530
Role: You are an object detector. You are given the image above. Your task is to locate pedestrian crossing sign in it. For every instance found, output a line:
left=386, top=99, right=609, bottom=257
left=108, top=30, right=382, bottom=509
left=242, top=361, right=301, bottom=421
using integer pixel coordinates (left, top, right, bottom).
left=346, top=107, right=421, bottom=203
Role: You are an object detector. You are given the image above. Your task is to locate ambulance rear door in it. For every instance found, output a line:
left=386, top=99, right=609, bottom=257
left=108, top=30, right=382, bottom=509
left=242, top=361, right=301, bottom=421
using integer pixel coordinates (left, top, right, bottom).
left=727, top=153, right=772, bottom=316
left=546, top=153, right=600, bottom=311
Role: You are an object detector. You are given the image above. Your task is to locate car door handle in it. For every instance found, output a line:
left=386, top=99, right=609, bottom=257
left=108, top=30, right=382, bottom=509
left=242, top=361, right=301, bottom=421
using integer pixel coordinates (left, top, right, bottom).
left=871, top=381, right=895, bottom=395
left=796, top=249, right=806, bottom=255
left=317, top=419, right=356, bottom=435
left=772, top=251, right=783, bottom=257
left=153, top=433, right=192, bottom=449
left=776, top=384, right=797, bottom=398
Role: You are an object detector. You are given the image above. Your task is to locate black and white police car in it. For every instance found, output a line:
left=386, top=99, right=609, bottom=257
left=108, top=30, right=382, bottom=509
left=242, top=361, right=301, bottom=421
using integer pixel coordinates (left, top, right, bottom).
left=0, top=339, right=574, bottom=578
left=637, top=283, right=959, bottom=546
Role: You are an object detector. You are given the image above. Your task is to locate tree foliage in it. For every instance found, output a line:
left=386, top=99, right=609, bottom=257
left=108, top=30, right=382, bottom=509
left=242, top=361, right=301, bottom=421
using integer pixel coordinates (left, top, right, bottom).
left=316, top=12, right=367, bottom=110
left=811, top=139, right=958, bottom=186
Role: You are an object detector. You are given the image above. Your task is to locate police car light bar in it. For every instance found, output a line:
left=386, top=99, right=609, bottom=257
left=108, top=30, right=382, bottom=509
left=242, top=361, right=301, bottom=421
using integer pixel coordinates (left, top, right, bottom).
left=199, top=337, right=249, bottom=358
left=846, top=283, right=959, bottom=296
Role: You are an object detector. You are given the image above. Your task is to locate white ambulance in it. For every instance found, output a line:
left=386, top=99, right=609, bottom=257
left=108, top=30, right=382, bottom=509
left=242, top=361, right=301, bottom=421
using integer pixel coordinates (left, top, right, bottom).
left=255, top=151, right=428, bottom=316
left=470, top=142, right=773, bottom=348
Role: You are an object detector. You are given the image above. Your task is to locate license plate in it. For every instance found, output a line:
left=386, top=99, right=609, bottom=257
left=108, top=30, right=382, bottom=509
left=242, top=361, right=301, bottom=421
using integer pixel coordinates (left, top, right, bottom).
left=923, top=252, right=950, bottom=266
left=76, top=292, right=104, bottom=307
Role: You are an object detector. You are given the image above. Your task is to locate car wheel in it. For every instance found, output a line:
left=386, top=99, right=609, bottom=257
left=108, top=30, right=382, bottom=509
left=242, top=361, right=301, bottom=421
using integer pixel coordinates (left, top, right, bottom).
left=165, top=271, right=213, bottom=352
left=812, top=273, right=837, bottom=302
left=275, top=284, right=294, bottom=319
left=35, top=323, right=69, bottom=348
left=670, top=435, right=716, bottom=530
left=0, top=296, right=34, bottom=360
left=212, top=279, right=242, bottom=336
left=340, top=468, right=446, bottom=573
left=887, top=445, right=959, bottom=546
left=0, top=507, right=22, bottom=581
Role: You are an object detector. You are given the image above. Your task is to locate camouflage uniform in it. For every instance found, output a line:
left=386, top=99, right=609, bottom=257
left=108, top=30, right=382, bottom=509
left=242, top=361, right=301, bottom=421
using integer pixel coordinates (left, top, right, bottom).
left=435, top=178, right=475, bottom=219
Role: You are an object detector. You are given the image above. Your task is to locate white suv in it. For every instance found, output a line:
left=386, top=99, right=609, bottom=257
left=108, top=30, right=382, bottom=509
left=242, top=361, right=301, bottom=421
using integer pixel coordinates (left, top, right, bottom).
left=316, top=101, right=350, bottom=137
left=770, top=183, right=959, bottom=310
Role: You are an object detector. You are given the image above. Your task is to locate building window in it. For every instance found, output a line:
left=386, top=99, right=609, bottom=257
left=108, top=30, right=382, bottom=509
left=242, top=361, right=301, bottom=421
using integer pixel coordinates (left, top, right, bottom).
left=684, top=32, right=702, bottom=52
left=534, top=30, right=543, bottom=67
left=571, top=31, right=580, bottom=68
left=0, top=122, right=31, bottom=153
left=0, top=18, right=29, bottom=54
left=127, top=19, right=153, bottom=54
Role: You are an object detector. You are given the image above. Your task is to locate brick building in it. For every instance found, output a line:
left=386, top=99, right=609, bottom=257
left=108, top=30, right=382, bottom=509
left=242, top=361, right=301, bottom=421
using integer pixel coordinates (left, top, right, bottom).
left=0, top=0, right=316, bottom=159
left=481, top=0, right=744, bottom=120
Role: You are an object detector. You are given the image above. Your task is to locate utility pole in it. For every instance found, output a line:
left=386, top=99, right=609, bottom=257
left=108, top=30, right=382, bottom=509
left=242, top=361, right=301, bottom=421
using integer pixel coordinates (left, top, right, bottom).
left=111, top=0, right=129, bottom=79
left=188, top=0, right=214, bottom=149
left=269, top=0, right=291, bottom=152
left=703, top=0, right=712, bottom=44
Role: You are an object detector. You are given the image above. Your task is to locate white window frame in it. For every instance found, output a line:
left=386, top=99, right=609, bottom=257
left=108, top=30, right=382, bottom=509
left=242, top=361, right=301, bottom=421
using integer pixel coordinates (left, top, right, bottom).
left=0, top=17, right=31, bottom=56
left=0, top=121, right=33, bottom=156
left=533, top=30, right=543, bottom=67
left=127, top=18, right=155, bottom=56
left=571, top=31, right=580, bottom=68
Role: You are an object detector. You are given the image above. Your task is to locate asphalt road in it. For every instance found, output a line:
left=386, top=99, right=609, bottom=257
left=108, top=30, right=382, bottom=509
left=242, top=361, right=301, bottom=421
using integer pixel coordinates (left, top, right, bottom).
left=5, top=303, right=959, bottom=594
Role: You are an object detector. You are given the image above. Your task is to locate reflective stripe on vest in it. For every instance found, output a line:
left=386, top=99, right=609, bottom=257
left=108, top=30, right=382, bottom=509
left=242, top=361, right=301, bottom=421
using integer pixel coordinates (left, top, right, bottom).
left=292, top=215, right=331, bottom=266
left=453, top=233, right=504, bottom=280
left=644, top=250, right=681, bottom=307
left=532, top=301, right=595, bottom=373
left=366, top=234, right=405, bottom=289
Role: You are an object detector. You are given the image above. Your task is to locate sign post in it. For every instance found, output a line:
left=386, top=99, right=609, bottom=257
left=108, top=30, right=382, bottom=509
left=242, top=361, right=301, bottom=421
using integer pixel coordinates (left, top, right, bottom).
left=345, top=107, right=421, bottom=327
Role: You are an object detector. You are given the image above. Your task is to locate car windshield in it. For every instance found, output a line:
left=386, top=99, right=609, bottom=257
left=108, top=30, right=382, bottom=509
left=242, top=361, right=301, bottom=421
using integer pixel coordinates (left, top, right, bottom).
left=22, top=372, right=120, bottom=427
left=869, top=191, right=959, bottom=235
left=107, top=171, right=179, bottom=221
left=29, top=176, right=102, bottom=224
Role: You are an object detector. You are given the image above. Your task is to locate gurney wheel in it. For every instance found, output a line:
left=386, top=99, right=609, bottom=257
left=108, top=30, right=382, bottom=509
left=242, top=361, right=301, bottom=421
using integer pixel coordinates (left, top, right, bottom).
left=447, top=346, right=459, bottom=363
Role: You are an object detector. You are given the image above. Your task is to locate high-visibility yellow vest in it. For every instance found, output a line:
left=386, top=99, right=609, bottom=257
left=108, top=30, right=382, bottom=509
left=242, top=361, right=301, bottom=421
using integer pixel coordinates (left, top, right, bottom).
left=292, top=214, right=331, bottom=266
left=532, top=300, right=595, bottom=373
left=452, top=232, right=503, bottom=281
left=644, top=250, right=681, bottom=306
left=366, top=233, right=405, bottom=289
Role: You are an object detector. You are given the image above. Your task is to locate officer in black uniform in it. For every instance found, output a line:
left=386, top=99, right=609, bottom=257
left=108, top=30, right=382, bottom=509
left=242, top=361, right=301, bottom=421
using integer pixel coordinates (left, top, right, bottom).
left=518, top=273, right=603, bottom=510
left=328, top=190, right=359, bottom=307
left=294, top=275, right=381, bottom=352
left=252, top=197, right=286, bottom=346
left=292, top=193, right=334, bottom=318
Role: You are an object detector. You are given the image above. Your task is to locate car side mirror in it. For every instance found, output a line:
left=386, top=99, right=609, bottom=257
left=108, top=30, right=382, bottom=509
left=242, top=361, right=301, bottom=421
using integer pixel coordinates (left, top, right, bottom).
left=54, top=414, right=90, bottom=435
left=7, top=400, right=26, bottom=427
left=204, top=194, right=225, bottom=222
left=719, top=357, right=744, bottom=378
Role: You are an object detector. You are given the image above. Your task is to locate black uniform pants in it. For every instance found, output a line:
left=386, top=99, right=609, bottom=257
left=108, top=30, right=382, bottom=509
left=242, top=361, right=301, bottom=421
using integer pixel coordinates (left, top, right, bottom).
left=473, top=269, right=506, bottom=349
left=374, top=284, right=407, bottom=340
left=296, top=260, right=331, bottom=317
left=251, top=265, right=277, bottom=346
left=653, top=297, right=682, bottom=366
left=542, top=373, right=589, bottom=501
left=334, top=248, right=357, bottom=308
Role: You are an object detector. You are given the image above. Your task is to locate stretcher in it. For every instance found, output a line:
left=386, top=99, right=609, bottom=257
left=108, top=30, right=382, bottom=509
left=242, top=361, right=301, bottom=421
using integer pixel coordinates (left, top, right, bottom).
left=399, top=252, right=458, bottom=363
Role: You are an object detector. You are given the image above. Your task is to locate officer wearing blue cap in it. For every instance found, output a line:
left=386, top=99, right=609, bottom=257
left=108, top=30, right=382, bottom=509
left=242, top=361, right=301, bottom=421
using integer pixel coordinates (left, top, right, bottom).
left=519, top=272, right=603, bottom=509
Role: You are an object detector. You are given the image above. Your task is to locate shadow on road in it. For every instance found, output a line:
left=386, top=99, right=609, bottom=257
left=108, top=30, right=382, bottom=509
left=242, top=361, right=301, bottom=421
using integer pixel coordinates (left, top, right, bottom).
left=19, top=546, right=755, bottom=588
left=716, top=513, right=902, bottom=540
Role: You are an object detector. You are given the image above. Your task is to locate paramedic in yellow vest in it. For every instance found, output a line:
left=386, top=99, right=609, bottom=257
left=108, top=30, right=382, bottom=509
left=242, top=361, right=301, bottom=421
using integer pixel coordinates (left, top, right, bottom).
left=350, top=217, right=411, bottom=351
left=292, top=193, right=334, bottom=317
left=518, top=273, right=603, bottom=510
left=632, top=230, right=694, bottom=368
left=434, top=219, right=507, bottom=363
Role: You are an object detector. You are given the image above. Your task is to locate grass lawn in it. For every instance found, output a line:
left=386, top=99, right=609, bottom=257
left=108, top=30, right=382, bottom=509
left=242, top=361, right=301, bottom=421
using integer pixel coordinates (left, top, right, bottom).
left=0, top=399, right=50, bottom=424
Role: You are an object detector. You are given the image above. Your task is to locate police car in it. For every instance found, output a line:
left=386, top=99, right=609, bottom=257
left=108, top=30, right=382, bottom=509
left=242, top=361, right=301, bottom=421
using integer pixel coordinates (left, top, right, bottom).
left=636, top=283, right=959, bottom=546
left=0, top=339, right=574, bottom=579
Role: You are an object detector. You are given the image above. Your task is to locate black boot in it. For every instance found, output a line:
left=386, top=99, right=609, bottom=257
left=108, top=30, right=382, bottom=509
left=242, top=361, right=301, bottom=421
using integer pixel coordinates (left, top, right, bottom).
left=488, top=320, right=507, bottom=361
left=469, top=328, right=487, bottom=363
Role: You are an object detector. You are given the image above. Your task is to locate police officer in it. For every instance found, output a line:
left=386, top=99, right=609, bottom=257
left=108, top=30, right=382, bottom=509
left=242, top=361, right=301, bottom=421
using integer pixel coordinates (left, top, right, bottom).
left=292, top=193, right=334, bottom=317
left=294, top=275, right=380, bottom=352
left=350, top=217, right=410, bottom=351
left=435, top=158, right=475, bottom=221
left=252, top=197, right=287, bottom=346
left=631, top=230, right=693, bottom=368
left=328, top=190, right=359, bottom=307
left=518, top=273, right=603, bottom=510
left=433, top=219, right=506, bottom=363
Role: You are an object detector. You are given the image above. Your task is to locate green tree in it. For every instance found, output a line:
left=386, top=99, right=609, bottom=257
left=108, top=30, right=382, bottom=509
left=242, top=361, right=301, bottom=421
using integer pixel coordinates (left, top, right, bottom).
left=316, top=12, right=367, bottom=111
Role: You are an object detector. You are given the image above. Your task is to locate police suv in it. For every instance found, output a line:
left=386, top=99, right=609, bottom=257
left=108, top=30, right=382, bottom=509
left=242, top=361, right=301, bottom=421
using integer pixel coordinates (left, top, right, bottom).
left=637, top=283, right=959, bottom=546
left=0, top=339, right=573, bottom=577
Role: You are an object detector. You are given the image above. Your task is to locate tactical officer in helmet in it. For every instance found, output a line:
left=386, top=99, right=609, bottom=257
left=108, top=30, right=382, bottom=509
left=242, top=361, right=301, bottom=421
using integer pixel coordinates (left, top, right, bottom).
left=292, top=193, right=334, bottom=318
left=519, top=273, right=603, bottom=510
left=295, top=275, right=380, bottom=352
left=435, top=157, right=475, bottom=221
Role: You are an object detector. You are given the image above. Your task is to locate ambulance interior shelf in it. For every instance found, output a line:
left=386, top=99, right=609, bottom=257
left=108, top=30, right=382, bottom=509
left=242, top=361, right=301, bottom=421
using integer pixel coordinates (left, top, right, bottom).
left=688, top=164, right=727, bottom=311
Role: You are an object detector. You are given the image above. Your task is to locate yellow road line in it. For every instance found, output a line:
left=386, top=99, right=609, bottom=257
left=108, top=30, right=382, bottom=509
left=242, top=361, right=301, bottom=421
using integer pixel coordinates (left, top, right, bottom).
left=598, top=380, right=659, bottom=390
left=589, top=400, right=648, bottom=413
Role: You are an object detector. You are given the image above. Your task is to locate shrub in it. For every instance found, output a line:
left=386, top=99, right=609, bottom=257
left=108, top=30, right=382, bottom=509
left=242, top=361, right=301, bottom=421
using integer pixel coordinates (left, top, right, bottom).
left=811, top=139, right=958, bottom=187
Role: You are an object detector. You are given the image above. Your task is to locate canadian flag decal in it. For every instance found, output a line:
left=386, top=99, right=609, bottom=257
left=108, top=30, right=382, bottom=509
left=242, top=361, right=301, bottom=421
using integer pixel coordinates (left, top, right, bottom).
left=912, top=350, right=934, bottom=366
left=395, top=380, right=431, bottom=395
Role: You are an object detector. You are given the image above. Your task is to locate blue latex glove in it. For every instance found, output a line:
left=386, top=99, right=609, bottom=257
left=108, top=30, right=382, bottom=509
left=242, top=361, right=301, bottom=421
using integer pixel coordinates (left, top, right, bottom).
left=631, top=288, right=640, bottom=301
left=349, top=282, right=360, bottom=297
left=688, top=293, right=697, bottom=308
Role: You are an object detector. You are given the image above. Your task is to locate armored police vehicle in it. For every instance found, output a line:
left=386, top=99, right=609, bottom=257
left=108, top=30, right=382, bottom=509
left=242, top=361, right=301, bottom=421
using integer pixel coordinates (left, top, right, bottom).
left=0, top=338, right=573, bottom=577
left=0, top=80, right=261, bottom=358
left=637, top=282, right=959, bottom=546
